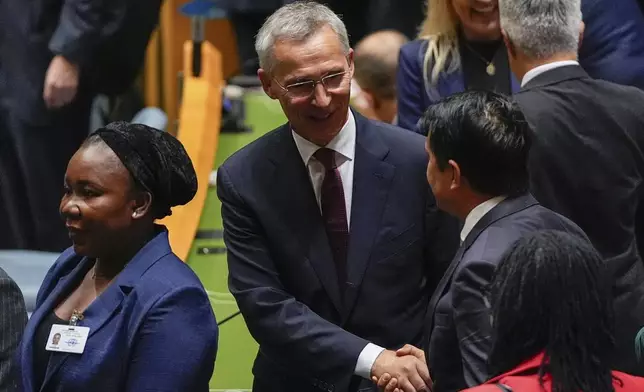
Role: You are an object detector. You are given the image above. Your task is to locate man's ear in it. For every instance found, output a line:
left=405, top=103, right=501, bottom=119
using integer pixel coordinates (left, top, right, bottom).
left=258, top=68, right=278, bottom=100
left=578, top=21, right=585, bottom=50
left=448, top=159, right=461, bottom=190
left=501, top=28, right=515, bottom=58
left=347, top=48, right=355, bottom=78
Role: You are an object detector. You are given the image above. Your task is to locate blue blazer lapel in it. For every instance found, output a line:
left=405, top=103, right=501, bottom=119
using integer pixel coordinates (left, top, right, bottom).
left=435, top=70, right=465, bottom=103
left=38, top=229, right=173, bottom=391
left=20, top=253, right=92, bottom=392
left=266, top=126, right=344, bottom=314
left=343, top=113, right=395, bottom=321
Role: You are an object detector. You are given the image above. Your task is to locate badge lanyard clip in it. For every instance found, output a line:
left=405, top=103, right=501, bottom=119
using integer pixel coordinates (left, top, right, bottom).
left=69, top=309, right=84, bottom=326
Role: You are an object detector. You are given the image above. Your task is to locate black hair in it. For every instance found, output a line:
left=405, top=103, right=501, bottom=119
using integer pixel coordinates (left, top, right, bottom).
left=83, top=121, right=197, bottom=219
left=419, top=90, right=530, bottom=197
left=487, top=230, right=615, bottom=392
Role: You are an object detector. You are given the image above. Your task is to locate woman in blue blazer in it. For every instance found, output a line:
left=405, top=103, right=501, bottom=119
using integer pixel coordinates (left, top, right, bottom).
left=397, top=0, right=644, bottom=133
left=15, top=122, right=218, bottom=392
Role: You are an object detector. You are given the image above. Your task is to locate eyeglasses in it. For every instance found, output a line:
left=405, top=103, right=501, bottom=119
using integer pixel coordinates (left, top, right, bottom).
left=274, top=71, right=350, bottom=99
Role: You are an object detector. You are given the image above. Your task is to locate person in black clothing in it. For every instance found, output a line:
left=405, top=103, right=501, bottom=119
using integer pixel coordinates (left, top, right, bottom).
left=0, top=0, right=161, bottom=252
left=500, top=0, right=644, bottom=376
left=0, top=0, right=128, bottom=252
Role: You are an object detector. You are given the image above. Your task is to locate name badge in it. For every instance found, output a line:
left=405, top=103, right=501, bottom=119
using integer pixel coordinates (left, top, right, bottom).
left=45, top=324, right=90, bottom=354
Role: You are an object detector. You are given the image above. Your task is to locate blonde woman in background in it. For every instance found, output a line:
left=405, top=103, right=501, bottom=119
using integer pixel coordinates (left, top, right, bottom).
left=396, top=0, right=644, bottom=134
left=396, top=0, right=517, bottom=133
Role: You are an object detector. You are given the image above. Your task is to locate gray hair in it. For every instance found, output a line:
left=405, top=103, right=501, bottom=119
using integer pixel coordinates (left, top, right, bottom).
left=255, top=1, right=350, bottom=72
left=499, top=0, right=582, bottom=59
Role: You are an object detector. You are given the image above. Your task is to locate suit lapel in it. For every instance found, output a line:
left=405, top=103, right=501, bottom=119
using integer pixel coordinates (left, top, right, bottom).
left=38, top=229, right=172, bottom=391
left=39, top=285, right=127, bottom=391
left=20, top=254, right=91, bottom=392
left=267, top=126, right=344, bottom=314
left=425, top=194, right=539, bottom=335
left=343, top=115, right=395, bottom=320
left=436, top=70, right=465, bottom=103
left=424, top=242, right=466, bottom=342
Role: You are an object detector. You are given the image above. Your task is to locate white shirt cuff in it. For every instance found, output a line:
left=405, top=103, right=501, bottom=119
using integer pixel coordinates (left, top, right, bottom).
left=354, top=343, right=385, bottom=379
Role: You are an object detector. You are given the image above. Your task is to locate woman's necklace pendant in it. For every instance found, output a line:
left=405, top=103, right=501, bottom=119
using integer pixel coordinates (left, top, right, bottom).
left=486, top=62, right=496, bottom=76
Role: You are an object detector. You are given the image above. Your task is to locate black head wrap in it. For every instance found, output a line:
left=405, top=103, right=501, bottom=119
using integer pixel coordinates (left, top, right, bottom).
left=91, top=121, right=198, bottom=219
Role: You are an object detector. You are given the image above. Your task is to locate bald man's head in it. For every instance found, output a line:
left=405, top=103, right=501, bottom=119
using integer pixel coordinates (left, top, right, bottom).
left=354, top=30, right=409, bottom=100
left=353, top=30, right=408, bottom=123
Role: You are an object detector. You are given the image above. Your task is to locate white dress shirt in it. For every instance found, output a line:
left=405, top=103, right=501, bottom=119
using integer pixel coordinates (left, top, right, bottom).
left=521, top=60, right=580, bottom=87
left=291, top=110, right=385, bottom=379
left=460, top=196, right=507, bottom=242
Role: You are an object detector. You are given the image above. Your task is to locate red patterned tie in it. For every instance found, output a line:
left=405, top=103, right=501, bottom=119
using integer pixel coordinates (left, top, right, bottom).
left=314, top=148, right=349, bottom=287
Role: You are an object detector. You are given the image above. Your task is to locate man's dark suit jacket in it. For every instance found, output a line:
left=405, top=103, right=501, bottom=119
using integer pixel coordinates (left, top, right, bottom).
left=217, top=111, right=460, bottom=392
left=0, top=267, right=27, bottom=392
left=427, top=194, right=588, bottom=392
left=514, top=64, right=644, bottom=376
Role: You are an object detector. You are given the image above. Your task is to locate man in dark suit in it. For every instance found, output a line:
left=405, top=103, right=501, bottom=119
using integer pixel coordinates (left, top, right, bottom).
left=217, top=3, right=460, bottom=392
left=0, top=0, right=128, bottom=251
left=500, top=0, right=644, bottom=376
left=373, top=91, right=589, bottom=392
left=0, top=267, right=28, bottom=392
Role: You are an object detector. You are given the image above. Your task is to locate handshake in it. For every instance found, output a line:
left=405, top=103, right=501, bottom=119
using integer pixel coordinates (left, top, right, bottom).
left=370, top=345, right=432, bottom=392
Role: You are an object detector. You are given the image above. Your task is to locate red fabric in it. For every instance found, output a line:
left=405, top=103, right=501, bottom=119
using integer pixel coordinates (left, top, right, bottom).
left=461, top=353, right=644, bottom=392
